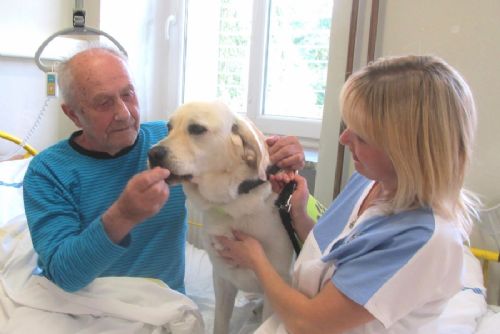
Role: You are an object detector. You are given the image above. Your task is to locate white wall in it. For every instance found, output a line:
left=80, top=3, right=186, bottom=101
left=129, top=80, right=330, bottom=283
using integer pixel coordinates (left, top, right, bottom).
left=0, top=56, right=73, bottom=157
left=316, top=0, right=500, bottom=208
left=0, top=0, right=100, bottom=157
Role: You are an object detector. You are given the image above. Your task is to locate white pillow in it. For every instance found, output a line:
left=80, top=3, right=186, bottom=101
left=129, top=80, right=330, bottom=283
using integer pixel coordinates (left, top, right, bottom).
left=475, top=307, right=500, bottom=334
left=463, top=247, right=486, bottom=292
left=417, top=247, right=487, bottom=333
left=0, top=158, right=31, bottom=225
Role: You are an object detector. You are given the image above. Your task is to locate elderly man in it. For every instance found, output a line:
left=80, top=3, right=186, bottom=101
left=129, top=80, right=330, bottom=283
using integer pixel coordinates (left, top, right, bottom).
left=23, top=47, right=305, bottom=293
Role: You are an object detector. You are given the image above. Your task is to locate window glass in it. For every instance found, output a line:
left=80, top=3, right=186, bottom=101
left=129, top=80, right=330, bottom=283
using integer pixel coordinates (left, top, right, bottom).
left=184, top=0, right=252, bottom=113
left=264, top=0, right=332, bottom=119
left=184, top=0, right=333, bottom=136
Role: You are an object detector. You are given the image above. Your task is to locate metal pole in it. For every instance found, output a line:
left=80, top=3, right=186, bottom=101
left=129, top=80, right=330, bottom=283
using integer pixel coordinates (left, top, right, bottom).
left=367, top=0, right=379, bottom=64
left=75, top=0, right=84, bottom=11
left=332, top=0, right=359, bottom=199
left=332, top=0, right=379, bottom=199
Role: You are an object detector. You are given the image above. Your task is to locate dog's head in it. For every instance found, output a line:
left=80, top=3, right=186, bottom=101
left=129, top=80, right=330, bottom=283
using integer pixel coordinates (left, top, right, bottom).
left=148, top=101, right=270, bottom=202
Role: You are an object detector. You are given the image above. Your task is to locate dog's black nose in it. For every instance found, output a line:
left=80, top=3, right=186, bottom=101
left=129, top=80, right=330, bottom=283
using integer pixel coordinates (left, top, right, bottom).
left=148, top=145, right=167, bottom=168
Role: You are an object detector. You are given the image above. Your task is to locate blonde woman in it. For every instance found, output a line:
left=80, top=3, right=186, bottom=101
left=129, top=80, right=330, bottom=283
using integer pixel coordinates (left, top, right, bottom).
left=218, top=55, right=479, bottom=333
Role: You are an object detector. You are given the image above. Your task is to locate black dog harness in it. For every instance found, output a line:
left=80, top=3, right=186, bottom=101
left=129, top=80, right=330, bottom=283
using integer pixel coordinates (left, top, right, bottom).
left=266, top=165, right=302, bottom=256
left=274, top=180, right=301, bottom=256
left=236, top=165, right=302, bottom=256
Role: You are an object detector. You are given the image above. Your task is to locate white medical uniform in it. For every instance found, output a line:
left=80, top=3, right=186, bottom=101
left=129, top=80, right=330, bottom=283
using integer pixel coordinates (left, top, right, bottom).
left=256, top=172, right=464, bottom=334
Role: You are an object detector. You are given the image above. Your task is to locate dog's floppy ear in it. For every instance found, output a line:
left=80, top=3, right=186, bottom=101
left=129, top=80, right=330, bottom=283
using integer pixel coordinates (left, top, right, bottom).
left=232, top=116, right=269, bottom=180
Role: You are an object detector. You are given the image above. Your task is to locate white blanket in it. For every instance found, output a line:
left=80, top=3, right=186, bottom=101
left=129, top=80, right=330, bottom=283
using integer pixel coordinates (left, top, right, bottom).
left=0, top=214, right=204, bottom=334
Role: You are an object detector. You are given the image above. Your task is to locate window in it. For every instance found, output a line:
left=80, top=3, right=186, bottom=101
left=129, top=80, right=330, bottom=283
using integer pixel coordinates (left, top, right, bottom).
left=183, top=0, right=333, bottom=142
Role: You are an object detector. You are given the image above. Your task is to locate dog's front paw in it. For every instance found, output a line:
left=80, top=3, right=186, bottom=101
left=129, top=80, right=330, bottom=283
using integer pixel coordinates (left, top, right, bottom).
left=209, top=232, right=234, bottom=249
left=211, top=239, right=228, bottom=252
left=212, top=241, right=223, bottom=251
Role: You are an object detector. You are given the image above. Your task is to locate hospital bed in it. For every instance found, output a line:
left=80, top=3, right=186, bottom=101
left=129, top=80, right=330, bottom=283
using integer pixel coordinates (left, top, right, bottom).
left=1, top=132, right=499, bottom=334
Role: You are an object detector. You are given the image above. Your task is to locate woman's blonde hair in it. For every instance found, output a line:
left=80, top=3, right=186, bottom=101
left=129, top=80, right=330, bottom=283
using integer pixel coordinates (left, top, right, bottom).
left=340, top=55, right=479, bottom=238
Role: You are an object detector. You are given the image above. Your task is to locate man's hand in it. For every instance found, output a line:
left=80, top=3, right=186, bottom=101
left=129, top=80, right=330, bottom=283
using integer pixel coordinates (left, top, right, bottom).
left=266, top=136, right=305, bottom=171
left=102, top=167, right=170, bottom=243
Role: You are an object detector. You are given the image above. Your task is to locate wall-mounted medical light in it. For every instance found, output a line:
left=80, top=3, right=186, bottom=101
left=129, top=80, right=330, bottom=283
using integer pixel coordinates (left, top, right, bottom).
left=34, top=0, right=127, bottom=73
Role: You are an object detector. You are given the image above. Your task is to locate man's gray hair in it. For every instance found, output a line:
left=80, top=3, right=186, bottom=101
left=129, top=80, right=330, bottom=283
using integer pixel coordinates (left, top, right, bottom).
left=57, top=45, right=128, bottom=110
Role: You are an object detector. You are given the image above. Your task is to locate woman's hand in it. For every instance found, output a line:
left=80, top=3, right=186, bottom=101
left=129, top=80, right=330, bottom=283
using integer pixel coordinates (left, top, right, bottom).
left=268, top=170, right=296, bottom=193
left=289, top=175, right=315, bottom=241
left=270, top=173, right=314, bottom=242
left=270, top=174, right=309, bottom=218
left=216, top=230, right=266, bottom=271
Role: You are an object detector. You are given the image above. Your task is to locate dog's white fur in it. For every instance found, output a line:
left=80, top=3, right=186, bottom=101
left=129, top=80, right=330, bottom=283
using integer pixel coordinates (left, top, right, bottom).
left=152, top=101, right=293, bottom=334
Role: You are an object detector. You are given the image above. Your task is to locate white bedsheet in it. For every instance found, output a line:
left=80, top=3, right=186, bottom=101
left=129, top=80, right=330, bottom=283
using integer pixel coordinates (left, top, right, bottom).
left=476, top=305, right=500, bottom=334
left=0, top=213, right=203, bottom=334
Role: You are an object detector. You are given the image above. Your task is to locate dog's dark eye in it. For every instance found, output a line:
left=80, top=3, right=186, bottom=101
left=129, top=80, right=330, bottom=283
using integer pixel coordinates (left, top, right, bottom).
left=188, top=124, right=207, bottom=135
left=167, top=123, right=172, bottom=133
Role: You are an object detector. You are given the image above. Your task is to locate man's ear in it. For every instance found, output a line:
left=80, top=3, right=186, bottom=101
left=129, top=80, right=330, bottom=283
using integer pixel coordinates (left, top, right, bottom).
left=62, top=104, right=82, bottom=128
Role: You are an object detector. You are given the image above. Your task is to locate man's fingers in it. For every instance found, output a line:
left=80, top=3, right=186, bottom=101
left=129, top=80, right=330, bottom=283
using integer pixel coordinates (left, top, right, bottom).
left=267, top=136, right=305, bottom=169
left=265, top=135, right=279, bottom=147
left=267, top=136, right=297, bottom=153
left=148, top=167, right=171, bottom=183
left=267, top=137, right=288, bottom=157
left=134, top=167, right=170, bottom=191
left=279, top=155, right=304, bottom=170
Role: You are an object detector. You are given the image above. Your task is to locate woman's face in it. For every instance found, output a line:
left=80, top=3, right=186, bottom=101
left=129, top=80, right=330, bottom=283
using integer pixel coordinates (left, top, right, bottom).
left=339, top=126, right=397, bottom=189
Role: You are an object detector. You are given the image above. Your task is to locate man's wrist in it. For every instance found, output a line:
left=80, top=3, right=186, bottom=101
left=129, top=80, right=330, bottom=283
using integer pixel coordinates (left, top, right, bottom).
left=101, top=204, right=136, bottom=243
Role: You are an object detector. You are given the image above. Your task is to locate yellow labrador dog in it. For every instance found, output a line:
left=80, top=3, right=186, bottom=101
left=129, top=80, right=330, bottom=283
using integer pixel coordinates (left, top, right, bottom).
left=148, top=101, right=294, bottom=334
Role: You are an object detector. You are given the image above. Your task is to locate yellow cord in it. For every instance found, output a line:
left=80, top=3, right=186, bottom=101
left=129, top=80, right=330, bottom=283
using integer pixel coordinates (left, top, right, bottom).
left=188, top=220, right=203, bottom=228
left=470, top=247, right=500, bottom=286
left=0, top=130, right=38, bottom=157
left=471, top=247, right=500, bottom=262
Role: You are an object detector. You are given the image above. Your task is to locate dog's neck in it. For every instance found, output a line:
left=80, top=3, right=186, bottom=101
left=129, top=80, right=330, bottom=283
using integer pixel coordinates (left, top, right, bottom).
left=237, top=164, right=281, bottom=194
left=238, top=163, right=285, bottom=194
left=184, top=176, right=275, bottom=219
left=237, top=178, right=266, bottom=194
left=213, top=182, right=275, bottom=218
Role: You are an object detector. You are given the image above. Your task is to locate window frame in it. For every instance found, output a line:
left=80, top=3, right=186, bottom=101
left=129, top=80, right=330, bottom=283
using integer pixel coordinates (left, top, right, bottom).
left=246, top=0, right=324, bottom=142
left=162, top=0, right=329, bottom=147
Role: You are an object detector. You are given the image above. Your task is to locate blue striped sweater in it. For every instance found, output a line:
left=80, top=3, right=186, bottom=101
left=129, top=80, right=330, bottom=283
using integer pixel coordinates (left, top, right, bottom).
left=23, top=121, right=187, bottom=293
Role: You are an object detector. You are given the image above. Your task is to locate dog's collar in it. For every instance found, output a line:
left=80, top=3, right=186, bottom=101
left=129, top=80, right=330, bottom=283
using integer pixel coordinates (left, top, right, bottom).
left=237, top=163, right=285, bottom=195
left=237, top=179, right=266, bottom=194
left=237, top=164, right=280, bottom=194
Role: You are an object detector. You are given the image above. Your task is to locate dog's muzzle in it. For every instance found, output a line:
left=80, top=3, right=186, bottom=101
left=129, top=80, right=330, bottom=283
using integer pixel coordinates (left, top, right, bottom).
left=148, top=145, right=172, bottom=184
left=148, top=145, right=193, bottom=184
left=148, top=145, right=167, bottom=169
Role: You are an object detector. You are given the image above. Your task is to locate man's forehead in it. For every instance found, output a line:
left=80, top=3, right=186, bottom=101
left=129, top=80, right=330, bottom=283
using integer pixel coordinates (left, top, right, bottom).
left=72, top=51, right=130, bottom=79
left=75, top=66, right=133, bottom=97
left=91, top=83, right=135, bottom=99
